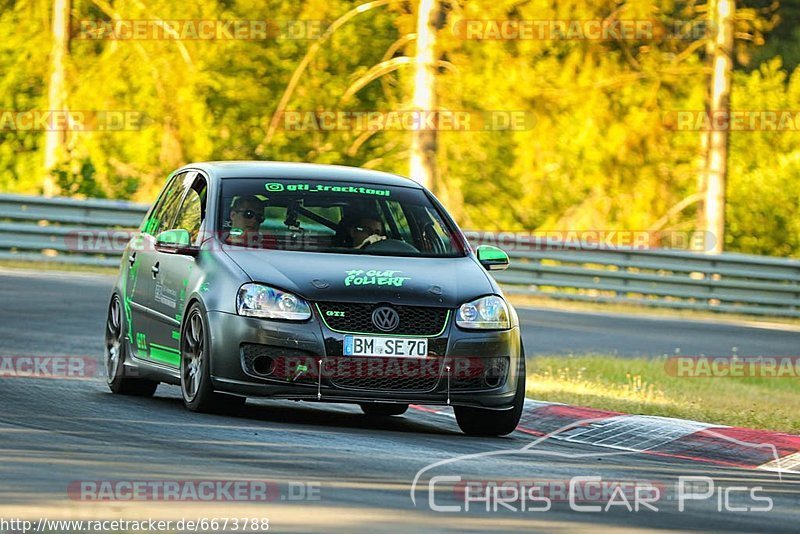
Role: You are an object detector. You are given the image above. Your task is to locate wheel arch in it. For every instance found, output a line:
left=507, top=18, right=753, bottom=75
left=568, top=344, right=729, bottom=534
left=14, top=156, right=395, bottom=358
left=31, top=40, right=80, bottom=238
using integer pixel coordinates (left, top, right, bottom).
left=179, top=294, right=222, bottom=379
left=180, top=294, right=208, bottom=333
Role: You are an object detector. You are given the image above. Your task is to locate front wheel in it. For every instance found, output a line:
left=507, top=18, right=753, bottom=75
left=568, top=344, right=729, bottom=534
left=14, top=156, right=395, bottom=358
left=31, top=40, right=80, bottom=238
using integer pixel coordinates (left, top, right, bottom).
left=105, top=294, right=158, bottom=397
left=181, top=303, right=245, bottom=413
left=360, top=403, right=409, bottom=416
left=454, top=351, right=526, bottom=436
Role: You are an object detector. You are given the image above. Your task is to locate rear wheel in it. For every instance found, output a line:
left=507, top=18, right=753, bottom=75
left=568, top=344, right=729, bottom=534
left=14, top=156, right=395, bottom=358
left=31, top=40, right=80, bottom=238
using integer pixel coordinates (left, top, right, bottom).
left=180, top=303, right=245, bottom=413
left=454, top=350, right=526, bottom=436
left=105, top=294, right=158, bottom=397
left=360, top=403, right=409, bottom=416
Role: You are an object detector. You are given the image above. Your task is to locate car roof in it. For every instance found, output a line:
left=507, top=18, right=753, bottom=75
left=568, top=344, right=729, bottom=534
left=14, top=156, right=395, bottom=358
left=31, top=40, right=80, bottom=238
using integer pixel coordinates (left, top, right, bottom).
left=180, top=161, right=423, bottom=189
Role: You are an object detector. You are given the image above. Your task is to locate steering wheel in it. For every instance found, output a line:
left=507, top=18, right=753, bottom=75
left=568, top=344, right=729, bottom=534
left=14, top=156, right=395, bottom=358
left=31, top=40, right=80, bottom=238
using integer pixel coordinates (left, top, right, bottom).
left=361, top=238, right=420, bottom=254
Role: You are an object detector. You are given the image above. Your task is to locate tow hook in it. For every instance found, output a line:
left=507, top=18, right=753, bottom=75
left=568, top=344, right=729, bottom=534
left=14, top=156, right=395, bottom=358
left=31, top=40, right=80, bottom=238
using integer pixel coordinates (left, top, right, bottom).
left=446, top=365, right=451, bottom=405
left=291, top=364, right=309, bottom=382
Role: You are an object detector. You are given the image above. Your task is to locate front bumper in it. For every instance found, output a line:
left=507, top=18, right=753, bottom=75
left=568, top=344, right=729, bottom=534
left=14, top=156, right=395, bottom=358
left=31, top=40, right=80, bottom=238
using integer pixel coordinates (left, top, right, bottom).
left=206, top=310, right=522, bottom=409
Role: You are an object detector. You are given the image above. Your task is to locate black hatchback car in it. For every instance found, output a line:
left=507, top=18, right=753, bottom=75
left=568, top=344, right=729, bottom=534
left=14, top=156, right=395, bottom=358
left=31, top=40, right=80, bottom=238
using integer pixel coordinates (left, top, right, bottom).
left=105, top=162, right=525, bottom=435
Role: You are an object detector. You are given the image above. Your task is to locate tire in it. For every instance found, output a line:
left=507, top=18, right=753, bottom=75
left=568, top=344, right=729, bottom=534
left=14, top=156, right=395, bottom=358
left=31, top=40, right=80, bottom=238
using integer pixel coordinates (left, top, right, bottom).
left=360, top=403, right=409, bottom=416
left=180, top=303, right=246, bottom=413
left=105, top=294, right=158, bottom=397
left=454, top=349, right=526, bottom=436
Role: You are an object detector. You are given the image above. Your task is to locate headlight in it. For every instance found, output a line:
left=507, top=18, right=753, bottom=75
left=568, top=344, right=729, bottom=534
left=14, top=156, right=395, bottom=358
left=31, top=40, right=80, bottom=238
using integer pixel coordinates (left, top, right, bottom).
left=236, top=284, right=311, bottom=320
left=456, top=295, right=510, bottom=330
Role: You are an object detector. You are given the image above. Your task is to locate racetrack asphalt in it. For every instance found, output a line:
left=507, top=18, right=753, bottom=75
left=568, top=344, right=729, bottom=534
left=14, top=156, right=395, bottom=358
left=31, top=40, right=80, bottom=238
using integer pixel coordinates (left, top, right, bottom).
left=0, top=269, right=798, bottom=532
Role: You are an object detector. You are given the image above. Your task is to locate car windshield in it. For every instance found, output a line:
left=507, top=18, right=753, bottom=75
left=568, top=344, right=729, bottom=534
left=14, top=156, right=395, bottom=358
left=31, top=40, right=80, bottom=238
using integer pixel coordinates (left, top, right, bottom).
left=218, top=178, right=464, bottom=257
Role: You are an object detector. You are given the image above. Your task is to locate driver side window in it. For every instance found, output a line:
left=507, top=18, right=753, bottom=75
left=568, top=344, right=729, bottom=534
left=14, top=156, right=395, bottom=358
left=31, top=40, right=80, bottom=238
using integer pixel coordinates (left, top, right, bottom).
left=142, top=173, right=182, bottom=236
left=173, top=175, right=207, bottom=244
left=150, top=172, right=191, bottom=237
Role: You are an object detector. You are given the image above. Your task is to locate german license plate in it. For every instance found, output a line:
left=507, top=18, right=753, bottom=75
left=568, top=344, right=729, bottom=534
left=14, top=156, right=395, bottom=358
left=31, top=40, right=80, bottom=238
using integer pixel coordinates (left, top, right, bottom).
left=343, top=335, right=428, bottom=358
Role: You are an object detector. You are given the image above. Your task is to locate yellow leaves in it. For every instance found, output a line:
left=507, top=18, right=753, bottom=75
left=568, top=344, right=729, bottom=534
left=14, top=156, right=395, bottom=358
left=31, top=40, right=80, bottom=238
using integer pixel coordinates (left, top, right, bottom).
left=531, top=363, right=666, bottom=405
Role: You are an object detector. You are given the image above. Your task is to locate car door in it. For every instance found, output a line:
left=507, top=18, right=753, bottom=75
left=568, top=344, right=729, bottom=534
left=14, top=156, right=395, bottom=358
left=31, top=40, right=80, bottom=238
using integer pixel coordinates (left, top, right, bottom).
left=148, top=171, right=207, bottom=367
left=121, top=230, right=153, bottom=361
left=128, top=171, right=191, bottom=363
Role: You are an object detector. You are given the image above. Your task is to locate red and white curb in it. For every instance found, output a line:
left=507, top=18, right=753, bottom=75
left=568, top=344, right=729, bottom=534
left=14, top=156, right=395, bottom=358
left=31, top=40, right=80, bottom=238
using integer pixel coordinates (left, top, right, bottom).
left=411, top=399, right=800, bottom=475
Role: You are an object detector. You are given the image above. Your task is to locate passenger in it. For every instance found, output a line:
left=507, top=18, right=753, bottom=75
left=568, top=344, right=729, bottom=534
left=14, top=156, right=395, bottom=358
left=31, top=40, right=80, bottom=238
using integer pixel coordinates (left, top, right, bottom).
left=341, top=215, right=386, bottom=249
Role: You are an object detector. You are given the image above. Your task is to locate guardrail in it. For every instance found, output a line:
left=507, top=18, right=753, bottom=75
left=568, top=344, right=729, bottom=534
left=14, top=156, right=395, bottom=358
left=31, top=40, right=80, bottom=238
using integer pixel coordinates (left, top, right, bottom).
left=1, top=193, right=799, bottom=317
left=466, top=233, right=800, bottom=318
left=0, top=193, right=148, bottom=267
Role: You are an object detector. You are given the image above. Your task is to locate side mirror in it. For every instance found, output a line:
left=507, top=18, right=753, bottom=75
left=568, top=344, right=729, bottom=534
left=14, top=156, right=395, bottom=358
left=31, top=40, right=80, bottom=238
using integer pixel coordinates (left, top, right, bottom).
left=476, top=245, right=509, bottom=271
left=155, top=229, right=199, bottom=257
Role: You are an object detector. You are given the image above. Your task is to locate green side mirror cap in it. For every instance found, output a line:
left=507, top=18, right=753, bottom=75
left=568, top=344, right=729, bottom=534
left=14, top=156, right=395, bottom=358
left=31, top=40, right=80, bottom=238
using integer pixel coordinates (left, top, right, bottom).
left=156, top=229, right=191, bottom=247
left=476, top=245, right=509, bottom=271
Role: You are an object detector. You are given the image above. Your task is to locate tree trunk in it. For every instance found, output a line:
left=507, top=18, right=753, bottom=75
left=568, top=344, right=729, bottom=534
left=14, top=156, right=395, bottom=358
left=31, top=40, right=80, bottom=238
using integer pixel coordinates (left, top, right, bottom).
left=700, top=0, right=734, bottom=254
left=409, top=0, right=438, bottom=192
left=43, top=0, right=70, bottom=197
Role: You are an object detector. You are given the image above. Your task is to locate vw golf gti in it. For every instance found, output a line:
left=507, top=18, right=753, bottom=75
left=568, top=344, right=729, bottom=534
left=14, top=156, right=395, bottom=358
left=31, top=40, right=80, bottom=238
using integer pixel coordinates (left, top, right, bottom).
left=104, top=161, right=525, bottom=435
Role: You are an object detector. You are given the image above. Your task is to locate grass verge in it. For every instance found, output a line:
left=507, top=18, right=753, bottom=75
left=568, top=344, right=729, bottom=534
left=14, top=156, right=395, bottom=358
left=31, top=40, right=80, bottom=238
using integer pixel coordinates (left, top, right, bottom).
left=508, top=294, right=800, bottom=328
left=527, top=355, right=800, bottom=434
left=0, top=260, right=117, bottom=275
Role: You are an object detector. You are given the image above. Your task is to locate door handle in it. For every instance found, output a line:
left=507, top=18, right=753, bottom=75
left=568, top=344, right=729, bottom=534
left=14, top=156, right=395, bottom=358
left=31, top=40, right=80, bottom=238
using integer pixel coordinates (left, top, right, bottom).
left=128, top=252, right=136, bottom=266
left=151, top=262, right=160, bottom=277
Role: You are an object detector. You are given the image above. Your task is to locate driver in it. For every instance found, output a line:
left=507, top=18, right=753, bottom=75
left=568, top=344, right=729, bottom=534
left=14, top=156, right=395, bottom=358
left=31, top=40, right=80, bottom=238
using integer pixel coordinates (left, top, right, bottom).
left=227, top=195, right=267, bottom=247
left=346, top=216, right=387, bottom=249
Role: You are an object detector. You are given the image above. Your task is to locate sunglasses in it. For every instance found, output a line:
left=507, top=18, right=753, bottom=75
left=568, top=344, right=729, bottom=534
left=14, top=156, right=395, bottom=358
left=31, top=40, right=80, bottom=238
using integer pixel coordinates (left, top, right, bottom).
left=354, top=225, right=383, bottom=235
left=235, top=209, right=264, bottom=222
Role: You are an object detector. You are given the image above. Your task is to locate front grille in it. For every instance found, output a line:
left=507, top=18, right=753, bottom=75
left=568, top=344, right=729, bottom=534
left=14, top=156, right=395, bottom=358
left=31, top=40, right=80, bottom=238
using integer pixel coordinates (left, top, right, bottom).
left=241, top=343, right=318, bottom=384
left=316, top=302, right=449, bottom=336
left=326, top=356, right=442, bottom=392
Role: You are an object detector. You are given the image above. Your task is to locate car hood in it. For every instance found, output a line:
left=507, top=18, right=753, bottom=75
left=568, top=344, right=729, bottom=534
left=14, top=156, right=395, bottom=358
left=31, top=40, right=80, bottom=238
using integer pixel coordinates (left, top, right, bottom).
left=222, top=248, right=495, bottom=307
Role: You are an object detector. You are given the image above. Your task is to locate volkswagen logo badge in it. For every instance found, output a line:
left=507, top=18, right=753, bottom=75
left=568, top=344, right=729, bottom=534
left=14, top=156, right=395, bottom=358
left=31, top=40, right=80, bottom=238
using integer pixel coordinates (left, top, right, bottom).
left=372, top=306, right=400, bottom=332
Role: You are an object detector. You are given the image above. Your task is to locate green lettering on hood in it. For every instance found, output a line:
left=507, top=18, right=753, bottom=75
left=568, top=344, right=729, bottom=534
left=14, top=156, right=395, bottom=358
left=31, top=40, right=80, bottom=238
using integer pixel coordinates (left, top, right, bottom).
left=344, top=269, right=410, bottom=287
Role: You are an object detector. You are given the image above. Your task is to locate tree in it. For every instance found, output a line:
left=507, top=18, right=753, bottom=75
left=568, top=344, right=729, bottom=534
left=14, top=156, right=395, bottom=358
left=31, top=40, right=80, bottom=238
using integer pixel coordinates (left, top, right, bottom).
left=700, top=0, right=735, bottom=254
left=408, top=0, right=438, bottom=191
left=1, top=0, right=797, bottom=258
left=43, top=0, right=70, bottom=196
